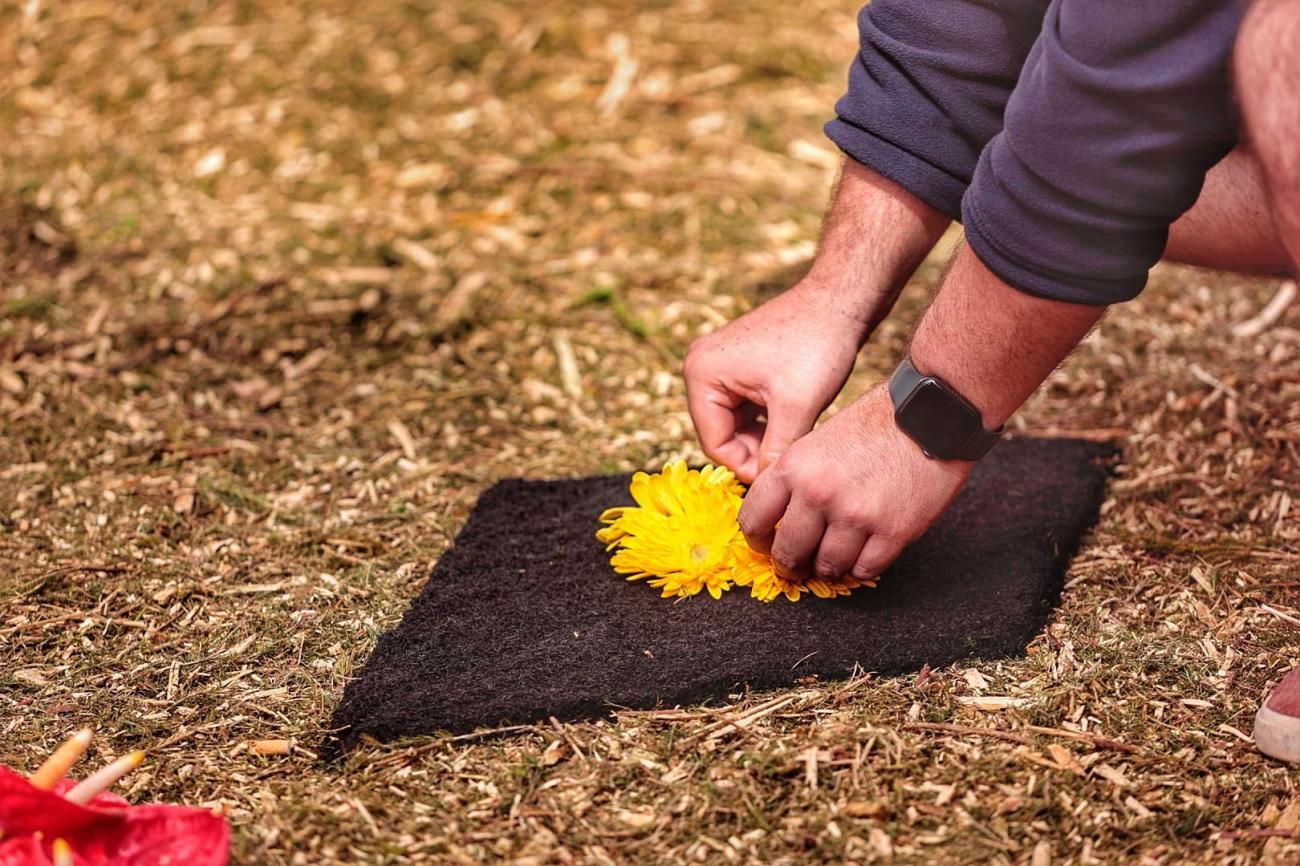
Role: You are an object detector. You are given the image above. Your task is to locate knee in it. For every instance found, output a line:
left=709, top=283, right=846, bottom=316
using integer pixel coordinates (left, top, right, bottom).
left=1237, top=0, right=1300, bottom=100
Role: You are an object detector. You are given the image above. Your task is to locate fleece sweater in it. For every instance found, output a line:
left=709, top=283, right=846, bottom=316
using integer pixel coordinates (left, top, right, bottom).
left=825, top=0, right=1247, bottom=305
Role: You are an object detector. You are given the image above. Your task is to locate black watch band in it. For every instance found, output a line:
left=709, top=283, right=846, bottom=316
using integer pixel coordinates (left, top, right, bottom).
left=888, top=357, right=1002, bottom=461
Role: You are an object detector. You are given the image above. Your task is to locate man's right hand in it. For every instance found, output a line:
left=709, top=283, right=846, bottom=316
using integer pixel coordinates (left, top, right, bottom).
left=683, top=280, right=870, bottom=483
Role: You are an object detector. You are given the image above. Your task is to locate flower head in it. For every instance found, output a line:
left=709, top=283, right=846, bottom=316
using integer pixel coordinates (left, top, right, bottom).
left=597, top=461, right=878, bottom=602
left=730, top=538, right=878, bottom=602
left=0, top=765, right=229, bottom=866
left=597, top=461, right=744, bottom=598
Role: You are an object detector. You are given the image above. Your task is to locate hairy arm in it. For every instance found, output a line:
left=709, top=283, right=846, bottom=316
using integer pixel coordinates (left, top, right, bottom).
left=739, top=245, right=1107, bottom=581
left=683, top=158, right=948, bottom=482
left=724, top=0, right=1233, bottom=580
left=803, top=159, right=952, bottom=333
left=910, top=245, right=1105, bottom=430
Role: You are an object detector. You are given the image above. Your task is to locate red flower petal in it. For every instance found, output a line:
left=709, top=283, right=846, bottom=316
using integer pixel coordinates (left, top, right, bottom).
left=0, top=767, right=229, bottom=866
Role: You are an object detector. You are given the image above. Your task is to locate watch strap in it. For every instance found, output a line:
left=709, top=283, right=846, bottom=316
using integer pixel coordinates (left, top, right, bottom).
left=888, top=357, right=1002, bottom=461
left=888, top=354, right=925, bottom=410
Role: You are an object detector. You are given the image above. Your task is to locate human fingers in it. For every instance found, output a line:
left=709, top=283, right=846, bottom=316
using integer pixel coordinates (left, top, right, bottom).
left=756, top=397, right=823, bottom=476
left=685, top=375, right=755, bottom=473
left=728, top=403, right=766, bottom=482
left=767, top=495, right=827, bottom=580
left=852, top=533, right=905, bottom=580
left=812, top=520, right=868, bottom=580
left=737, top=468, right=792, bottom=555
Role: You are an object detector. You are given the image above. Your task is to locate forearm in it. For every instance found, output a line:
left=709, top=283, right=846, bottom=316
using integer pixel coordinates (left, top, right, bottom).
left=801, top=158, right=950, bottom=336
left=909, top=244, right=1106, bottom=429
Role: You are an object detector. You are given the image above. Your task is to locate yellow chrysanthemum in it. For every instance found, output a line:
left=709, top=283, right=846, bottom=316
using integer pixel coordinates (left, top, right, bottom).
left=730, top=538, right=878, bottom=603
left=597, top=461, right=880, bottom=602
left=596, top=461, right=743, bottom=599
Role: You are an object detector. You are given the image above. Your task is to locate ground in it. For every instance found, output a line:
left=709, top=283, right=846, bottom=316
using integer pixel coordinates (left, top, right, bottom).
left=1, top=0, right=1298, bottom=863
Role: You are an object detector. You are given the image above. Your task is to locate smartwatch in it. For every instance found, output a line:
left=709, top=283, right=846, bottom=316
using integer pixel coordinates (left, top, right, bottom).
left=888, top=357, right=1002, bottom=461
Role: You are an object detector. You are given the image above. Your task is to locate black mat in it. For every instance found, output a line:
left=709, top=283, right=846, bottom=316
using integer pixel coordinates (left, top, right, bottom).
left=326, top=437, right=1114, bottom=754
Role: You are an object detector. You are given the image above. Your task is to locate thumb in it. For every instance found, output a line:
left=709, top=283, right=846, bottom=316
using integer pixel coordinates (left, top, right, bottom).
left=757, top=400, right=821, bottom=474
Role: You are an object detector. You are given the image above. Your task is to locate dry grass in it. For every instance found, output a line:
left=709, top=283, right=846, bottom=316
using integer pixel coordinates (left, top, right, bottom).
left=1, top=0, right=1298, bottom=863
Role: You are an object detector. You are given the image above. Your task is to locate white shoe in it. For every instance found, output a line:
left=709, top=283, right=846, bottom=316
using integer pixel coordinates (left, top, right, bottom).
left=1254, top=666, right=1300, bottom=763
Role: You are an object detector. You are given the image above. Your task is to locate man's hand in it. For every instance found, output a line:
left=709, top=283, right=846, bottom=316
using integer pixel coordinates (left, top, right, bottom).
left=732, top=245, right=1106, bottom=579
left=682, top=160, right=951, bottom=484
left=683, top=281, right=869, bottom=483
left=737, top=384, right=970, bottom=580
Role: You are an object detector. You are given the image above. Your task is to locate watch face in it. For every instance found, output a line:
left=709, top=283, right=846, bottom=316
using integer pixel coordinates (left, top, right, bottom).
left=896, top=379, right=980, bottom=459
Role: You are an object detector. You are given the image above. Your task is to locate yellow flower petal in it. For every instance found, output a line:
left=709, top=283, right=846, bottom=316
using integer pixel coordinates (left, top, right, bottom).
left=598, top=461, right=878, bottom=602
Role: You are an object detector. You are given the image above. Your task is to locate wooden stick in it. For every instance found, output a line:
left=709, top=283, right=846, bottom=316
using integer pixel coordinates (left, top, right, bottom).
left=905, top=721, right=1037, bottom=747
left=689, top=694, right=791, bottom=737
left=30, top=729, right=94, bottom=790
left=548, top=717, right=588, bottom=762
left=678, top=695, right=799, bottom=747
left=1022, top=725, right=1144, bottom=755
left=65, top=751, right=145, bottom=805
left=905, top=721, right=1143, bottom=755
left=1233, top=280, right=1297, bottom=338
left=447, top=724, right=537, bottom=743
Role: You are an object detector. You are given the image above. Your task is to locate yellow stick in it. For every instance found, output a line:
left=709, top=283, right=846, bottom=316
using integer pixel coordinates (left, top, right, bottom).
left=30, top=729, right=94, bottom=790
left=64, top=751, right=145, bottom=805
left=52, top=839, right=74, bottom=866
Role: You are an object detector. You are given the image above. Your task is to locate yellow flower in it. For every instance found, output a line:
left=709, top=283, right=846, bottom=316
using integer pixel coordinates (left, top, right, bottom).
left=597, top=461, right=744, bottom=599
left=730, top=538, right=878, bottom=602
left=729, top=538, right=803, bottom=602
left=597, top=460, right=879, bottom=602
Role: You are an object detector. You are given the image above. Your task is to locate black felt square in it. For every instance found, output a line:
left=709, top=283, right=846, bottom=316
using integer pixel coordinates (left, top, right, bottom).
left=327, top=437, right=1114, bottom=752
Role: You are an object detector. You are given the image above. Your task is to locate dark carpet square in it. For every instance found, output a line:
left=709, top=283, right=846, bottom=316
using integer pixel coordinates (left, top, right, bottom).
left=327, top=437, right=1114, bottom=753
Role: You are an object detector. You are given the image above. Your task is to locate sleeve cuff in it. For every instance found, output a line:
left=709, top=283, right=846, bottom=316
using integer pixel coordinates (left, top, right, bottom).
left=962, top=188, right=1148, bottom=307
left=825, top=118, right=967, bottom=222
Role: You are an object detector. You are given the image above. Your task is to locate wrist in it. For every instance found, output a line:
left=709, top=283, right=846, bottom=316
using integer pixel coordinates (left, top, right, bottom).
left=784, top=276, right=890, bottom=342
left=850, top=386, right=975, bottom=475
left=887, top=357, right=1002, bottom=462
left=909, top=245, right=1106, bottom=430
left=798, top=159, right=951, bottom=341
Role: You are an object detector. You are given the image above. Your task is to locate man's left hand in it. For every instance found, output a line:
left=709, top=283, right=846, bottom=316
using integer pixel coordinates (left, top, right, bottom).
left=737, top=384, right=971, bottom=581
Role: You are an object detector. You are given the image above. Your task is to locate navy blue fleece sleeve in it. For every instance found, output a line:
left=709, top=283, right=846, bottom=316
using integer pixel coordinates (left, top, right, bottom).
left=825, top=0, right=1050, bottom=221
left=962, top=1, right=1246, bottom=304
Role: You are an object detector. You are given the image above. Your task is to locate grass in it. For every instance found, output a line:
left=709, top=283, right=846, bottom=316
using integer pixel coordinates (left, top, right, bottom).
left=1, top=0, right=1299, bottom=864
